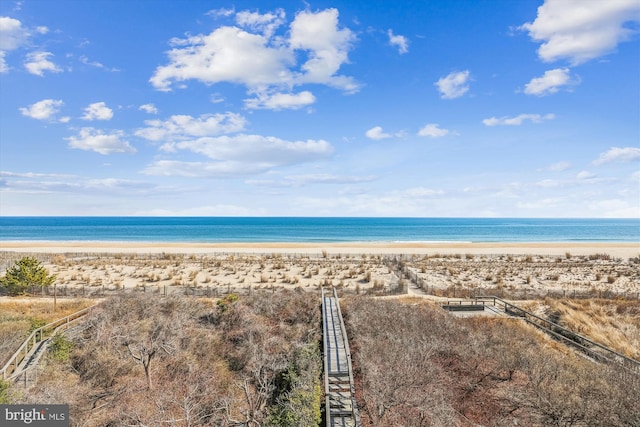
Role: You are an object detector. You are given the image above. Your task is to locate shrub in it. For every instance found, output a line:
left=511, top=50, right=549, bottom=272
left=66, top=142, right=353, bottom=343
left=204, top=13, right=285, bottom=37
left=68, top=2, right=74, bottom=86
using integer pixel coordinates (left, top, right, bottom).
left=29, top=317, right=47, bottom=333
left=268, top=344, right=322, bottom=427
left=49, top=332, right=75, bottom=362
left=0, top=379, right=10, bottom=404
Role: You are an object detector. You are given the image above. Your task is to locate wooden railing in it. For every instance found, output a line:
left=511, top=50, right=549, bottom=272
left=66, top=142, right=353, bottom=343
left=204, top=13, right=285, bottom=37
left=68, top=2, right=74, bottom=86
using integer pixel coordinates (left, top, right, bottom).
left=1, top=306, right=93, bottom=380
left=473, top=296, right=640, bottom=374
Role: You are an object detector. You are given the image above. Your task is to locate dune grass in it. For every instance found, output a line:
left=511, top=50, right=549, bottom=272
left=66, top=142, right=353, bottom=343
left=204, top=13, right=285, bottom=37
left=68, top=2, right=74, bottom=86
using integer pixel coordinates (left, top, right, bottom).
left=533, top=298, right=640, bottom=359
left=0, top=298, right=94, bottom=366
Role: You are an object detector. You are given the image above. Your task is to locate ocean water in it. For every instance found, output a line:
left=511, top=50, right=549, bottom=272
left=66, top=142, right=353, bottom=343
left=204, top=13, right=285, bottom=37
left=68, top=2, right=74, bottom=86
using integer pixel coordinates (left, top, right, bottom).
left=0, top=217, right=639, bottom=243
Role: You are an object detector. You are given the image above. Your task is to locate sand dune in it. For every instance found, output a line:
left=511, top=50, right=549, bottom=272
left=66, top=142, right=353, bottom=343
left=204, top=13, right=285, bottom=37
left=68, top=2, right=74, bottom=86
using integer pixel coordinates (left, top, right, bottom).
left=1, top=241, right=638, bottom=299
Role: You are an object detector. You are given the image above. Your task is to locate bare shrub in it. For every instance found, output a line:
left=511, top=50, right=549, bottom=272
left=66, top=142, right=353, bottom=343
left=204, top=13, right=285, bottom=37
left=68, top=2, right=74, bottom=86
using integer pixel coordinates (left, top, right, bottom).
left=343, top=297, right=640, bottom=426
left=18, top=291, right=322, bottom=426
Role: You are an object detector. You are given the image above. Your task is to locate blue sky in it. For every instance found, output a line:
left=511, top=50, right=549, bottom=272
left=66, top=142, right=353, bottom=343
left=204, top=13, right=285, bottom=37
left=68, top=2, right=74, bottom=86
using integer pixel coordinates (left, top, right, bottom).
left=1, top=0, right=639, bottom=217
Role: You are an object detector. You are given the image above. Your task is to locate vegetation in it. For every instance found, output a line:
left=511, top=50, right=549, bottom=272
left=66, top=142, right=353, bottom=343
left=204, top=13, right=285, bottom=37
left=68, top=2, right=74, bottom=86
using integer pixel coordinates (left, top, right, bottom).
left=16, top=291, right=321, bottom=426
left=48, top=333, right=75, bottom=362
left=0, top=379, right=10, bottom=404
left=343, top=297, right=640, bottom=426
left=1, top=249, right=638, bottom=426
left=526, top=298, right=640, bottom=359
left=0, top=256, right=56, bottom=296
left=268, top=344, right=322, bottom=426
left=0, top=299, right=92, bottom=367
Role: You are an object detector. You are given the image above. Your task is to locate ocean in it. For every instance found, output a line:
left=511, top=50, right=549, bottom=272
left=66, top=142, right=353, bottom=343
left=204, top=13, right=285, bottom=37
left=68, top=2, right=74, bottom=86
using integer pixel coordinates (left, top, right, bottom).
left=0, top=217, right=639, bottom=243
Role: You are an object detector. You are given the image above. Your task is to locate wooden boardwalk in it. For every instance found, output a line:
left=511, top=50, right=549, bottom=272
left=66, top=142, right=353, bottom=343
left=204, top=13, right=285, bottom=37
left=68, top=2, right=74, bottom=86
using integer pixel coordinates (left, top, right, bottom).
left=444, top=296, right=640, bottom=374
left=1, top=306, right=93, bottom=384
left=322, top=288, right=360, bottom=427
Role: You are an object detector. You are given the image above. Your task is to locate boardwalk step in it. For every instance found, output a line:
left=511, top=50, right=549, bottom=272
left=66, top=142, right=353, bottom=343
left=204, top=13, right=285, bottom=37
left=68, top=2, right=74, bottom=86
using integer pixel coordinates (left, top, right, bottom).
left=323, top=290, right=360, bottom=426
left=329, top=385, right=351, bottom=392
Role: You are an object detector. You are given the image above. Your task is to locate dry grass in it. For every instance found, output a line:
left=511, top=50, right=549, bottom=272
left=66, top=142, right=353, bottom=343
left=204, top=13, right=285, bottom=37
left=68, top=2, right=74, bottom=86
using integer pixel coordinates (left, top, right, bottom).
left=0, top=298, right=94, bottom=366
left=405, top=253, right=640, bottom=299
left=0, top=298, right=92, bottom=320
left=526, top=298, right=640, bottom=359
left=2, top=252, right=396, bottom=296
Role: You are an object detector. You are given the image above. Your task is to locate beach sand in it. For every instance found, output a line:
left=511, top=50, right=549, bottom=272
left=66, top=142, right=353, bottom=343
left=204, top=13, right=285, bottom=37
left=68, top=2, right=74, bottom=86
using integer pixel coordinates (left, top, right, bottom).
left=2, top=241, right=638, bottom=258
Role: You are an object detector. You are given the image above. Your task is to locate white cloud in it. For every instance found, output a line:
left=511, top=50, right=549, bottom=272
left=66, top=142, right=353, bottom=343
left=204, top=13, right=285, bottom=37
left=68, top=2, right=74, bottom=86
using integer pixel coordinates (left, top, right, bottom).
left=135, top=113, right=247, bottom=141
left=289, top=174, right=376, bottom=185
left=516, top=198, right=562, bottom=210
left=417, top=123, right=449, bottom=138
left=483, top=113, right=555, bottom=126
left=24, top=51, right=62, bottom=76
left=535, top=173, right=614, bottom=189
left=587, top=199, right=640, bottom=218
left=172, top=134, right=333, bottom=165
left=244, top=90, right=315, bottom=110
left=0, top=16, right=28, bottom=51
left=78, top=55, right=118, bottom=72
left=2, top=172, right=158, bottom=196
left=143, top=134, right=333, bottom=177
left=576, top=170, right=596, bottom=180
left=66, top=128, right=135, bottom=155
left=82, top=102, right=113, bottom=121
left=150, top=26, right=293, bottom=91
left=210, top=93, right=225, bottom=103
left=247, top=174, right=377, bottom=187
left=142, top=160, right=261, bottom=177
left=143, top=134, right=333, bottom=178
left=139, top=103, right=158, bottom=114
left=141, top=204, right=264, bottom=217
left=365, top=126, right=392, bottom=140
left=0, top=51, right=7, bottom=73
left=535, top=179, right=561, bottom=188
left=288, top=9, right=358, bottom=91
left=364, top=126, right=405, bottom=140
left=388, top=29, right=409, bottom=54
left=235, top=8, right=285, bottom=38
left=0, top=171, right=76, bottom=179
left=296, top=186, right=446, bottom=216
left=545, top=161, right=572, bottom=172
left=0, top=14, right=29, bottom=72
left=150, top=8, right=359, bottom=105
left=400, top=187, right=445, bottom=197
left=19, top=99, right=64, bottom=121
left=206, top=7, right=235, bottom=18
left=524, top=68, right=576, bottom=96
left=79, top=55, right=103, bottom=68
left=593, top=146, right=640, bottom=165
left=0, top=17, right=50, bottom=74
left=520, top=0, right=640, bottom=65
left=435, top=70, right=470, bottom=99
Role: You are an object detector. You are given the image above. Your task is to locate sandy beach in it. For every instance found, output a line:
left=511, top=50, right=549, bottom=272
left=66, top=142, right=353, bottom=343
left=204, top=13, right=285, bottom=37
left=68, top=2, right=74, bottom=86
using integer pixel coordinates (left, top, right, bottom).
left=1, top=240, right=638, bottom=300
left=2, top=241, right=639, bottom=258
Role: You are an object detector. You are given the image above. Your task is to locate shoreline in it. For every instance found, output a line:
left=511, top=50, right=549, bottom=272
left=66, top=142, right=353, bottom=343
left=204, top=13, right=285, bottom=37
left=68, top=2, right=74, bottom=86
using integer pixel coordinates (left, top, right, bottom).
left=1, top=241, right=638, bottom=258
